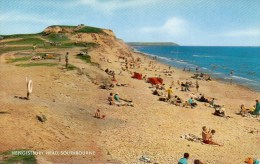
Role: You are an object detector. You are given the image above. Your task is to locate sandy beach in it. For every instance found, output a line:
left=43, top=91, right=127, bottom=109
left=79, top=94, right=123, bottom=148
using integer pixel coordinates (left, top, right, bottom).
left=0, top=26, right=259, bottom=164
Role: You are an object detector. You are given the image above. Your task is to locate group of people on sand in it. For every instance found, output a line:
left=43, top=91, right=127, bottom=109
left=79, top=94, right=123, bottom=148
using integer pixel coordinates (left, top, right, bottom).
left=240, top=100, right=260, bottom=117
left=108, top=92, right=134, bottom=107
left=202, top=126, right=223, bottom=146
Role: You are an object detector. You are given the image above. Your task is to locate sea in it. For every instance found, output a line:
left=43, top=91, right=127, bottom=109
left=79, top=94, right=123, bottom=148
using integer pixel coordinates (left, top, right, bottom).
left=132, top=46, right=260, bottom=92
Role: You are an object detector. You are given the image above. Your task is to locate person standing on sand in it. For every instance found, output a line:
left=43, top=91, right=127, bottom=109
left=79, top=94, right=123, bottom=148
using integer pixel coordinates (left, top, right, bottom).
left=230, top=70, right=234, bottom=84
left=253, top=100, right=260, bottom=117
left=178, top=153, right=189, bottom=164
left=166, top=86, right=173, bottom=100
left=196, top=80, right=199, bottom=92
left=65, top=52, right=69, bottom=68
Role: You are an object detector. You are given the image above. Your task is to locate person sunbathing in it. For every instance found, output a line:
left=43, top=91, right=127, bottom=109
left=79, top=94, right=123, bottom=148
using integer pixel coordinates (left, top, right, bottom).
left=214, top=105, right=226, bottom=117
left=202, top=126, right=223, bottom=146
left=200, top=95, right=209, bottom=103
left=188, top=97, right=197, bottom=108
left=171, top=96, right=182, bottom=106
left=114, top=92, right=134, bottom=107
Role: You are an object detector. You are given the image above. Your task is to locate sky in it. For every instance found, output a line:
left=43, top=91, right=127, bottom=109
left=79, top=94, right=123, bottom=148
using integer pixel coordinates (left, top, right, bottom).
left=0, top=0, right=260, bottom=46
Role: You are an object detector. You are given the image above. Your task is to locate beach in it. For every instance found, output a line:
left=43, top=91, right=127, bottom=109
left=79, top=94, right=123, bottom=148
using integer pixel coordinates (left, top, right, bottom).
left=0, top=27, right=259, bottom=164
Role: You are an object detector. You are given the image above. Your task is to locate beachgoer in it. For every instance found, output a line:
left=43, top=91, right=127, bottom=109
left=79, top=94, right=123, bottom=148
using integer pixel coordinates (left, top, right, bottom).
left=196, top=67, right=199, bottom=73
left=244, top=157, right=260, bottom=164
left=194, top=159, right=204, bottom=164
left=181, top=82, right=185, bottom=91
left=182, top=101, right=190, bottom=107
left=253, top=100, right=260, bottom=117
left=214, top=105, right=226, bottom=117
left=188, top=97, right=197, bottom=108
left=200, top=95, right=209, bottom=102
left=185, top=82, right=190, bottom=91
left=108, top=93, right=115, bottom=105
left=178, top=153, right=189, bottom=164
left=65, top=52, right=69, bottom=68
left=209, top=98, right=215, bottom=107
left=240, top=104, right=250, bottom=116
left=196, top=80, right=199, bottom=92
left=230, top=70, right=234, bottom=84
left=114, top=92, right=120, bottom=102
left=202, top=126, right=223, bottom=146
left=95, top=109, right=101, bottom=118
left=166, top=87, right=173, bottom=99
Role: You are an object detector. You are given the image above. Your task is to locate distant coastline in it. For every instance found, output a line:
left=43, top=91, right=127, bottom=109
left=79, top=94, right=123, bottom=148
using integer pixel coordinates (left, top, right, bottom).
left=127, top=42, right=179, bottom=46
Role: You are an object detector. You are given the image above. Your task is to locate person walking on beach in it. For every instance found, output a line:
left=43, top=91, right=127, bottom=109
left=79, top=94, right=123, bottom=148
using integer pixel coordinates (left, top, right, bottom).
left=178, top=153, right=189, bottom=164
left=65, top=52, right=69, bottom=68
left=196, top=66, right=199, bottom=73
left=230, top=70, right=234, bottom=84
left=196, top=80, right=199, bottom=92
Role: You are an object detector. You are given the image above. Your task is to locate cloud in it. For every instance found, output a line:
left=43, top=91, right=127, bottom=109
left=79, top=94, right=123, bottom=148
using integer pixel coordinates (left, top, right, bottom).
left=0, top=12, right=66, bottom=24
left=223, top=28, right=260, bottom=37
left=140, top=17, right=188, bottom=36
left=78, top=0, right=158, bottom=12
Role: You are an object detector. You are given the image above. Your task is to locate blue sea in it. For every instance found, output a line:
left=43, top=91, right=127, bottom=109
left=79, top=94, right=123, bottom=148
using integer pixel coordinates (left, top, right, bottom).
left=132, top=46, right=260, bottom=92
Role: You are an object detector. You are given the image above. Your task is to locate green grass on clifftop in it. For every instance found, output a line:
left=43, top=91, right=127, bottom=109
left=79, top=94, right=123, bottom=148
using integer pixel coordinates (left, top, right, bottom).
left=75, top=26, right=104, bottom=33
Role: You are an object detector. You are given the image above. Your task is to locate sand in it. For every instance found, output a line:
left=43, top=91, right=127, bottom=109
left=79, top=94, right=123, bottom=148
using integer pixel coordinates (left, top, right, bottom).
left=0, top=38, right=259, bottom=164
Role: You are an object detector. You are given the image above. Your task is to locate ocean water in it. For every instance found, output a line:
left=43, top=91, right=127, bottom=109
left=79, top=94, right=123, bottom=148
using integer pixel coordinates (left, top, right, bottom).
left=132, top=46, right=260, bottom=92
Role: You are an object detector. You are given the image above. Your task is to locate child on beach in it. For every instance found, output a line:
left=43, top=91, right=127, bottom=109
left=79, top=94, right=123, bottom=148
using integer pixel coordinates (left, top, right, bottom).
left=95, top=109, right=101, bottom=118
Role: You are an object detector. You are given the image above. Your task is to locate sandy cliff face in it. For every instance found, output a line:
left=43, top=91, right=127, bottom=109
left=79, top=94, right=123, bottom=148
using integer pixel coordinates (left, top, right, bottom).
left=43, top=25, right=132, bottom=55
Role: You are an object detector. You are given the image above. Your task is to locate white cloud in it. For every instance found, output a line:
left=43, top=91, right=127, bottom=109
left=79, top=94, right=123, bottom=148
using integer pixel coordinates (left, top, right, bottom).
left=140, top=17, right=188, bottom=36
left=223, top=28, right=260, bottom=37
left=78, top=0, right=158, bottom=12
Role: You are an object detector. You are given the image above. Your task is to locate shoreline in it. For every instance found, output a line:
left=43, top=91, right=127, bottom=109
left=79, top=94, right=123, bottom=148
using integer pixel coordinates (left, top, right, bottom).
left=132, top=48, right=260, bottom=93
